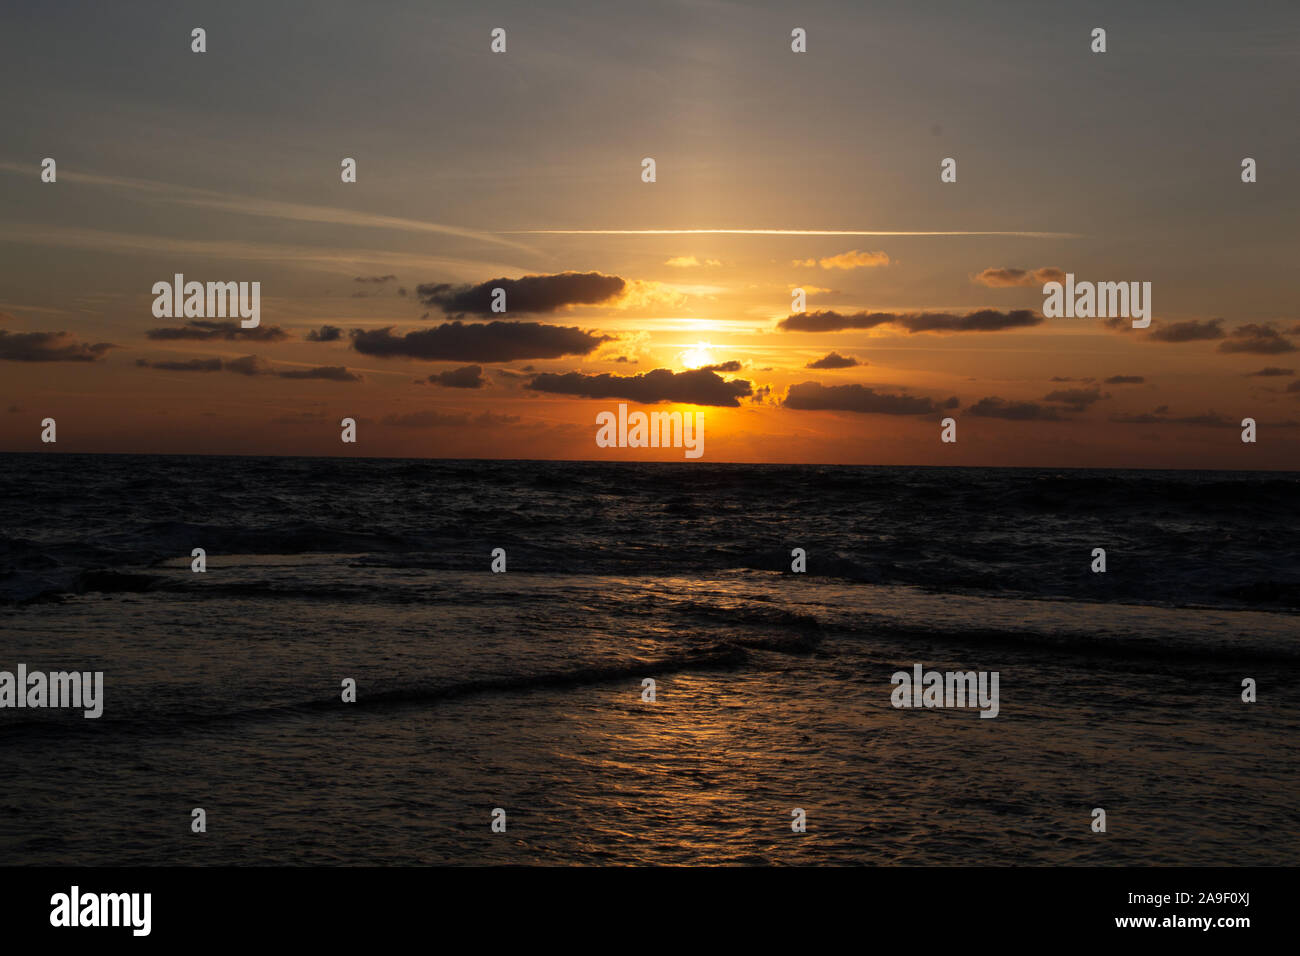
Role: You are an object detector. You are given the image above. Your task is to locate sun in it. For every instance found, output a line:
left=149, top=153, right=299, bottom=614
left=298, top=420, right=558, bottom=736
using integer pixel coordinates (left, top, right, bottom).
left=680, top=341, right=715, bottom=369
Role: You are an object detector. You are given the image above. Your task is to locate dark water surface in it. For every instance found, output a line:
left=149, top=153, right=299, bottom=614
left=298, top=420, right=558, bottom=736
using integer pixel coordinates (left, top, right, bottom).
left=1, top=454, right=1296, bottom=864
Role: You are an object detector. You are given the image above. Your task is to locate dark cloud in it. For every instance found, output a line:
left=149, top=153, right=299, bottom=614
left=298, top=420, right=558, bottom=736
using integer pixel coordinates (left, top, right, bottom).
left=135, top=357, right=223, bottom=372
left=381, top=410, right=520, bottom=428
left=428, top=365, right=486, bottom=388
left=1110, top=410, right=1233, bottom=426
left=1042, top=387, right=1108, bottom=410
left=351, top=322, right=610, bottom=362
left=969, top=397, right=1064, bottom=420
left=1246, top=367, right=1294, bottom=377
left=784, top=382, right=953, bottom=415
left=780, top=309, right=1041, bottom=333
left=354, top=275, right=397, bottom=283
left=780, top=311, right=893, bottom=332
left=1148, top=318, right=1224, bottom=343
left=1050, top=376, right=1095, bottom=383
left=526, top=368, right=752, bottom=407
left=224, top=355, right=268, bottom=376
left=1216, top=323, right=1297, bottom=355
left=973, top=267, right=1065, bottom=288
left=0, top=330, right=117, bottom=362
left=145, top=320, right=288, bottom=342
left=700, top=360, right=743, bottom=373
left=278, top=365, right=363, bottom=382
left=806, top=351, right=860, bottom=369
left=306, top=325, right=343, bottom=342
left=1103, top=375, right=1145, bottom=384
left=136, top=354, right=360, bottom=381
left=418, top=272, right=626, bottom=315
left=1287, top=381, right=1300, bottom=394
left=901, top=310, right=1042, bottom=333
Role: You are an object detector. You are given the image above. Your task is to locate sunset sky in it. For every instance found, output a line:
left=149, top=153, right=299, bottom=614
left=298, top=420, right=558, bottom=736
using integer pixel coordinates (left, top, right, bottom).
left=2, top=0, right=1298, bottom=467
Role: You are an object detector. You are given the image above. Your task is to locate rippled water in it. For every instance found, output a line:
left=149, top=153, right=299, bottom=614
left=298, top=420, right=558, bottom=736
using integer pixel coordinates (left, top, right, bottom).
left=1, top=454, right=1296, bottom=864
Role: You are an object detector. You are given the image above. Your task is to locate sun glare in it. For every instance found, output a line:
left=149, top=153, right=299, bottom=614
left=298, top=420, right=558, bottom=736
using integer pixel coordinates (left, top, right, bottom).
left=680, top=341, right=715, bottom=369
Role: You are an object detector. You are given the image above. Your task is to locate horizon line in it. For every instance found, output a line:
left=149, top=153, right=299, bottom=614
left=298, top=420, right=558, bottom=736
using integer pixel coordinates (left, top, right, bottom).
left=505, top=228, right=1084, bottom=238
left=1, top=449, right=1289, bottom=475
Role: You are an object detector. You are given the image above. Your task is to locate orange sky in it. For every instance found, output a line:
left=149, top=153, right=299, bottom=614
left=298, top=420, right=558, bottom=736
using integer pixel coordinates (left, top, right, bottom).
left=2, top=2, right=1297, bottom=468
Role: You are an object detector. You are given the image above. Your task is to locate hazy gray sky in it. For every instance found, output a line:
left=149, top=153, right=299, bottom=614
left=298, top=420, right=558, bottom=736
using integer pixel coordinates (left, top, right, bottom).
left=2, top=0, right=1298, bottom=466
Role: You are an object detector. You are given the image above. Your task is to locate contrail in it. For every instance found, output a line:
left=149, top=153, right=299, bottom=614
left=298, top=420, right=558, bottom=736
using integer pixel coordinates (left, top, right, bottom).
left=507, top=228, right=1081, bottom=238
left=0, top=162, right=537, bottom=254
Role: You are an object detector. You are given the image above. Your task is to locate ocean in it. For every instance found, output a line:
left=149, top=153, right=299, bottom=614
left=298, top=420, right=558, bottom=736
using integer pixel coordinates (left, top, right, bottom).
left=1, top=453, right=1296, bottom=865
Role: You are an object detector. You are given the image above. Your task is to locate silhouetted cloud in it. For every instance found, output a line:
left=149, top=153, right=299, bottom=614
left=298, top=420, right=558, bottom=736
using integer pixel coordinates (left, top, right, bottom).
left=135, top=357, right=223, bottom=372
left=278, top=365, right=362, bottom=382
left=526, top=368, right=752, bottom=406
left=136, top=354, right=360, bottom=381
left=351, top=322, right=610, bottom=362
left=224, top=355, right=268, bottom=376
left=972, top=267, right=1065, bottom=288
left=1043, top=387, right=1109, bottom=411
left=1148, top=318, right=1224, bottom=342
left=1216, top=323, right=1296, bottom=354
left=381, top=410, right=520, bottom=428
left=806, top=351, right=860, bottom=369
left=1103, top=375, right=1145, bottom=384
left=418, top=272, right=626, bottom=315
left=428, top=364, right=486, bottom=388
left=0, top=330, right=117, bottom=362
left=354, top=275, right=396, bottom=283
left=900, top=310, right=1042, bottom=333
left=145, top=320, right=288, bottom=342
left=700, top=360, right=743, bottom=373
left=1110, top=409, right=1233, bottom=426
left=969, top=397, right=1064, bottom=420
left=780, top=309, right=1041, bottom=333
left=784, top=382, right=954, bottom=415
left=305, top=325, right=343, bottom=342
left=1247, top=367, right=1294, bottom=377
